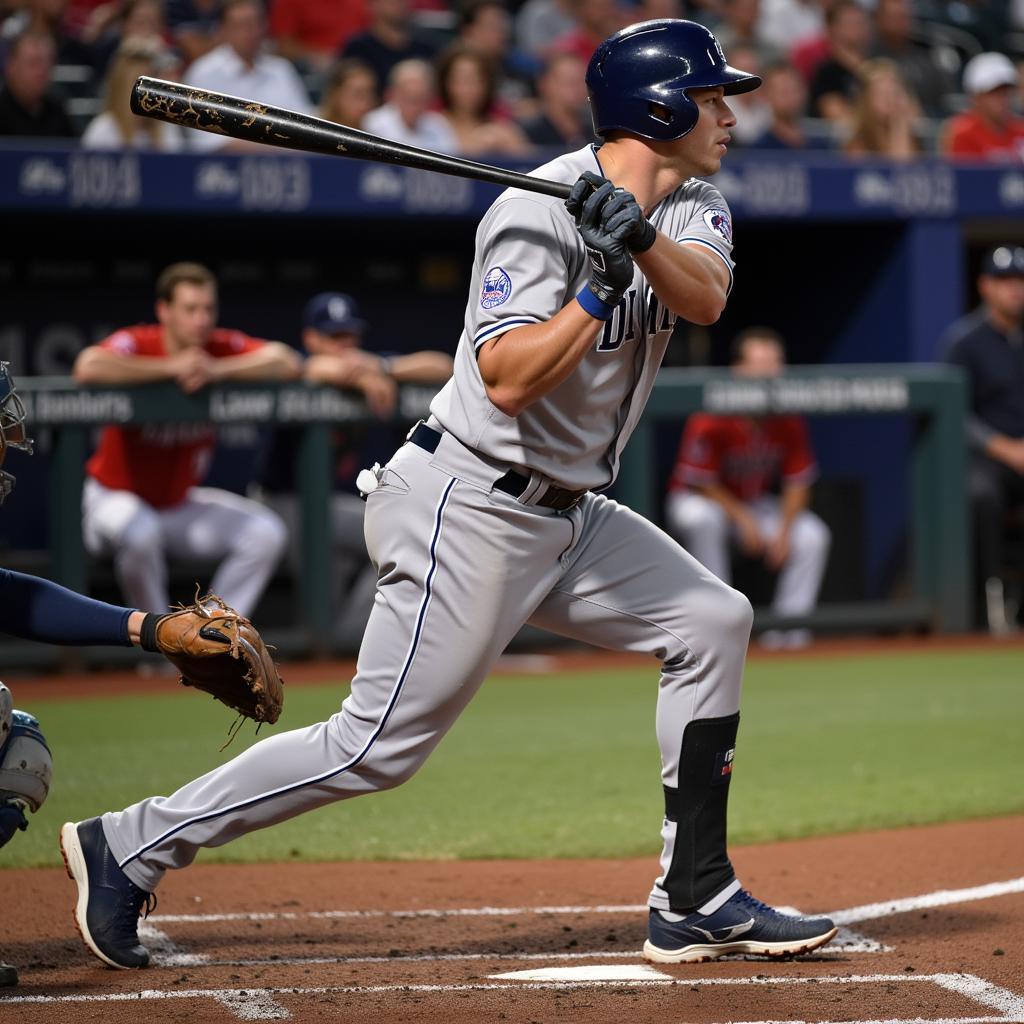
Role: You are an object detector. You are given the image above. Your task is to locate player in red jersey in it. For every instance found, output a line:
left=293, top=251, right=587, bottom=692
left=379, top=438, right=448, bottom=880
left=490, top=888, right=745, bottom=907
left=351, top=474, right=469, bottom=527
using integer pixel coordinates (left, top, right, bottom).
left=665, top=328, right=831, bottom=649
left=73, top=262, right=301, bottom=616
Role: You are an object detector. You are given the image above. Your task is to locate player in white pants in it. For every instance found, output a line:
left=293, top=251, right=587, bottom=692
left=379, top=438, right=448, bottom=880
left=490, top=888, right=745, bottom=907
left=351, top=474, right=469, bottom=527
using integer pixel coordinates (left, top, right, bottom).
left=73, top=262, right=300, bottom=615
left=666, top=328, right=831, bottom=648
left=61, top=21, right=836, bottom=972
left=82, top=479, right=289, bottom=618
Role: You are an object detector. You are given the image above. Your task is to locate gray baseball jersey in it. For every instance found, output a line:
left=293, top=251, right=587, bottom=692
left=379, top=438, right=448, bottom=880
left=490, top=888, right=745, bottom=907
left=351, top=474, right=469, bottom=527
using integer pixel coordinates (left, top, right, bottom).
left=432, top=145, right=735, bottom=491
left=98, top=144, right=754, bottom=927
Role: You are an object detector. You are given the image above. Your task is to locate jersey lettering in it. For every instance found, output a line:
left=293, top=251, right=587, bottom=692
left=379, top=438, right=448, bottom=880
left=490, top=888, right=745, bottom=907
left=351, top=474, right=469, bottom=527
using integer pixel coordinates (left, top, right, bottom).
left=597, top=295, right=629, bottom=352
left=597, top=288, right=679, bottom=353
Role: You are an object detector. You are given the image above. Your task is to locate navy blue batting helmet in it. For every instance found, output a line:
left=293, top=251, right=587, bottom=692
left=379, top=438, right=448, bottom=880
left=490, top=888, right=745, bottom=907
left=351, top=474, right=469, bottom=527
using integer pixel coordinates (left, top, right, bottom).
left=586, top=19, right=761, bottom=142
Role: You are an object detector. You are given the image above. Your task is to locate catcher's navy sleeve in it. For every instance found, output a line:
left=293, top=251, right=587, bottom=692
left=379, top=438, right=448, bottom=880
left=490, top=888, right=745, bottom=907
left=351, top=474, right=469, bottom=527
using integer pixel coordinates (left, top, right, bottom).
left=0, top=569, right=133, bottom=646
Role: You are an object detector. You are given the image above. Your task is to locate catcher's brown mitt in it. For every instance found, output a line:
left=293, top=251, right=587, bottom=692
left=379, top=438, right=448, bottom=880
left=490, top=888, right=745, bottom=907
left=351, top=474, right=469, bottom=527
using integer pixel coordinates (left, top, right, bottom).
left=139, top=594, right=284, bottom=734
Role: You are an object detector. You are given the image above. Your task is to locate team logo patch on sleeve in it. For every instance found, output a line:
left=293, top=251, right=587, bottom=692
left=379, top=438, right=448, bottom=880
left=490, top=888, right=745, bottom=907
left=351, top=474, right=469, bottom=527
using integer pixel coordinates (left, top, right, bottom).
left=481, top=267, right=512, bottom=309
left=703, top=208, right=733, bottom=245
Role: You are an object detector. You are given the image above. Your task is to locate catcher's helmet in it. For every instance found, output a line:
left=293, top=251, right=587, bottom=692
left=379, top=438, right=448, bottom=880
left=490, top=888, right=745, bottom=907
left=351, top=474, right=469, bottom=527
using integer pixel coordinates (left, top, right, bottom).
left=586, top=19, right=761, bottom=142
left=0, top=361, right=33, bottom=505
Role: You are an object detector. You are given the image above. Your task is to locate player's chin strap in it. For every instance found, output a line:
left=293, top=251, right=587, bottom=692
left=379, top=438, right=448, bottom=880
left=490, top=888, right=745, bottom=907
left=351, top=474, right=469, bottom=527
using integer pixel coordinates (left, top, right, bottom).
left=661, top=713, right=740, bottom=913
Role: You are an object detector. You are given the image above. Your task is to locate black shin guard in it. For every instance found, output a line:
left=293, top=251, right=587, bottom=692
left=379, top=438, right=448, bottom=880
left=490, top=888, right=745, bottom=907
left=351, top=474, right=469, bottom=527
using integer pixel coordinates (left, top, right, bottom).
left=662, top=712, right=739, bottom=912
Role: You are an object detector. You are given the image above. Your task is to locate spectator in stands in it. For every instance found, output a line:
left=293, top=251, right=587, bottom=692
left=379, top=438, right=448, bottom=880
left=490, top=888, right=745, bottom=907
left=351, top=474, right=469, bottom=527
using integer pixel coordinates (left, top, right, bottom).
left=0, top=28, right=77, bottom=137
left=807, top=0, right=871, bottom=123
left=164, top=0, right=218, bottom=66
left=82, top=0, right=170, bottom=76
left=339, top=0, right=439, bottom=94
left=515, top=0, right=575, bottom=60
left=941, top=52, right=1024, bottom=162
left=269, top=0, right=367, bottom=75
left=752, top=58, right=831, bottom=149
left=518, top=49, right=594, bottom=149
left=549, top=0, right=623, bottom=64
left=843, top=58, right=922, bottom=159
left=81, top=34, right=183, bottom=148
left=665, top=327, right=830, bottom=650
left=319, top=57, right=378, bottom=129
left=181, top=0, right=312, bottom=152
left=915, top=0, right=1008, bottom=55
left=0, top=0, right=96, bottom=67
left=871, top=0, right=953, bottom=118
left=363, top=57, right=458, bottom=151
left=72, top=261, right=300, bottom=618
left=258, top=291, right=453, bottom=651
left=760, top=0, right=824, bottom=61
left=435, top=44, right=532, bottom=156
left=715, top=0, right=773, bottom=61
left=455, top=0, right=537, bottom=116
left=942, top=244, right=1024, bottom=634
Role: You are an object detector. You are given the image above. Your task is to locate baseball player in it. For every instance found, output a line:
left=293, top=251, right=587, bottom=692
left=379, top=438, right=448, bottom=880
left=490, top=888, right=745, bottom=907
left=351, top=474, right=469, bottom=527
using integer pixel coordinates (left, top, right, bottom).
left=61, top=20, right=837, bottom=971
left=665, top=328, right=832, bottom=649
left=74, top=261, right=300, bottom=618
left=258, top=291, right=453, bottom=650
left=0, top=361, right=278, bottom=987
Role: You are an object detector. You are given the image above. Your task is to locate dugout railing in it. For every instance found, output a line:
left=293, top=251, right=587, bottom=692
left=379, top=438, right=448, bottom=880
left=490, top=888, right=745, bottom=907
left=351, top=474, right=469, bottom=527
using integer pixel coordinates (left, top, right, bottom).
left=10, top=364, right=967, bottom=666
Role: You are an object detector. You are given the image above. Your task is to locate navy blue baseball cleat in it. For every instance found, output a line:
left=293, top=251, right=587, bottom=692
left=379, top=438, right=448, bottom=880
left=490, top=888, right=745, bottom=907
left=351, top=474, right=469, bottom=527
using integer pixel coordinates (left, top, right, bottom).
left=60, top=817, right=155, bottom=969
left=0, top=961, right=17, bottom=986
left=643, top=889, right=837, bottom=964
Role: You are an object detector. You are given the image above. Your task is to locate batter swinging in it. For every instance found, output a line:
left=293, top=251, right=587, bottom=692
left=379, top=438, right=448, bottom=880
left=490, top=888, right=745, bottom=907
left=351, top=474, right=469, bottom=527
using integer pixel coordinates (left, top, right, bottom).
left=62, top=20, right=837, bottom=968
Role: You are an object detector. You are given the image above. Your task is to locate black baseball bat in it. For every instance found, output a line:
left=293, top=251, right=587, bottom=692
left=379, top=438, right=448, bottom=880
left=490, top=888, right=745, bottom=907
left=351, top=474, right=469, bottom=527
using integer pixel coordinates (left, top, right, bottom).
left=130, top=76, right=573, bottom=200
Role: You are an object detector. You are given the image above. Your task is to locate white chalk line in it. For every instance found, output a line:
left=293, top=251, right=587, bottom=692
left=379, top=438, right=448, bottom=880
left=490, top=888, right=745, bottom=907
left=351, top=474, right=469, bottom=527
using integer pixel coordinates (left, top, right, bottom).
left=830, top=879, right=1024, bottom=926
left=3, top=972, right=1023, bottom=1024
left=139, top=875, right=1024, bottom=969
left=149, top=933, right=880, bottom=970
left=148, top=876, right=1024, bottom=928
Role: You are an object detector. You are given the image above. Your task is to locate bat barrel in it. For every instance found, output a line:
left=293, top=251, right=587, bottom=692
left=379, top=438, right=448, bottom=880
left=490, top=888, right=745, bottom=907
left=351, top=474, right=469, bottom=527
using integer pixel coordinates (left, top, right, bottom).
left=130, top=77, right=572, bottom=200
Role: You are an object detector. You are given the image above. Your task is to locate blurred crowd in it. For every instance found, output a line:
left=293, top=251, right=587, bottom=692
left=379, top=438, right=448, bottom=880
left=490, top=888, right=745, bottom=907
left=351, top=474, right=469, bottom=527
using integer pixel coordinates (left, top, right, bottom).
left=1, top=0, right=1024, bottom=160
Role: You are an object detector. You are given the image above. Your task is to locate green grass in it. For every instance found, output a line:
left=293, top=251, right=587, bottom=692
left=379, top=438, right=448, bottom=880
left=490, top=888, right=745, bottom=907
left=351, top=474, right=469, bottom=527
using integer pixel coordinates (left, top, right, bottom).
left=4, top=648, right=1022, bottom=868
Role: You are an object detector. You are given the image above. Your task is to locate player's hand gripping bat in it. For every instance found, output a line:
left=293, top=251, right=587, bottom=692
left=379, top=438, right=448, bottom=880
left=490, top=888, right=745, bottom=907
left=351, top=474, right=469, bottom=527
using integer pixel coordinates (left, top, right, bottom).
left=130, top=76, right=574, bottom=201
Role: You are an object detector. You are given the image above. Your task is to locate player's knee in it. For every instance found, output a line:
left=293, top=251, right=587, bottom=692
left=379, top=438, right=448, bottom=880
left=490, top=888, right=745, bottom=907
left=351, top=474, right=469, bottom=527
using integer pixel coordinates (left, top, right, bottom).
left=806, top=516, right=831, bottom=557
left=797, top=515, right=831, bottom=556
left=241, top=510, right=289, bottom=561
left=361, top=754, right=424, bottom=791
left=118, top=513, right=162, bottom=555
left=701, top=581, right=753, bottom=641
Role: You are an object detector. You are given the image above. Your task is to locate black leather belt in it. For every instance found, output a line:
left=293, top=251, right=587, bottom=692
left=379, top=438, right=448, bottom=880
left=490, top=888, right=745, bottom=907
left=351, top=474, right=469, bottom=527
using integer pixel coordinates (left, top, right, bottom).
left=408, top=423, right=586, bottom=511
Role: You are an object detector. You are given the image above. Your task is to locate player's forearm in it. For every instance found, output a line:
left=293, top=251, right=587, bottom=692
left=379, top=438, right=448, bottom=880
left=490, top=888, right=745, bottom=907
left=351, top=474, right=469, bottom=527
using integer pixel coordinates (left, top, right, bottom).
left=634, top=238, right=728, bottom=324
left=779, top=483, right=810, bottom=532
left=478, top=303, right=603, bottom=416
left=210, top=343, right=302, bottom=381
left=73, top=349, right=179, bottom=384
left=388, top=352, right=454, bottom=383
left=694, top=482, right=748, bottom=523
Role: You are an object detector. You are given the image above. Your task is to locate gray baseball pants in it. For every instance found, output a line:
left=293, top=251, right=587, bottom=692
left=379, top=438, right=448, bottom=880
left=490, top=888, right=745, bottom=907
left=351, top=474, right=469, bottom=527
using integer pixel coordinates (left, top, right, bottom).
left=102, top=428, right=753, bottom=910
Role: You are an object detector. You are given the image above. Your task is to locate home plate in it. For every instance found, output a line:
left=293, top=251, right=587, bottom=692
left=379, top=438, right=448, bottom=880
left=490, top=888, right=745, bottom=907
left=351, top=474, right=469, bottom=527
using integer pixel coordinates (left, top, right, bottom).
left=490, top=964, right=672, bottom=982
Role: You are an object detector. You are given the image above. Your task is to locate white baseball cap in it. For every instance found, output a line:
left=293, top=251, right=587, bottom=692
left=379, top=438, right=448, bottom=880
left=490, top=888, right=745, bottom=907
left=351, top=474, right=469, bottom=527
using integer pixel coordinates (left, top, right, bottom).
left=963, top=52, right=1019, bottom=95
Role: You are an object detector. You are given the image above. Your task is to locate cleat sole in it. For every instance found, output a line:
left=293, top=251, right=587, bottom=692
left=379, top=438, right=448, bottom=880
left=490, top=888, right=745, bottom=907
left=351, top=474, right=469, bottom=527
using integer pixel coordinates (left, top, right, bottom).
left=643, top=926, right=839, bottom=964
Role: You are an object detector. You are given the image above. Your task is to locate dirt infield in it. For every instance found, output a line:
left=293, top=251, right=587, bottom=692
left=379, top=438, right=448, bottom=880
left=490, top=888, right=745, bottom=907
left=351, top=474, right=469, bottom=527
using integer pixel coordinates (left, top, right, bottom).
left=1, top=815, right=1021, bottom=1022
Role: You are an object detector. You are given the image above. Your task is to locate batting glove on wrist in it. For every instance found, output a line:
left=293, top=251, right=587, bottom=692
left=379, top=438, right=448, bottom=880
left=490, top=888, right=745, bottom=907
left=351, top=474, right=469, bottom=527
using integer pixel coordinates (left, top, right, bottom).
left=566, top=173, right=636, bottom=309
left=566, top=170, right=657, bottom=255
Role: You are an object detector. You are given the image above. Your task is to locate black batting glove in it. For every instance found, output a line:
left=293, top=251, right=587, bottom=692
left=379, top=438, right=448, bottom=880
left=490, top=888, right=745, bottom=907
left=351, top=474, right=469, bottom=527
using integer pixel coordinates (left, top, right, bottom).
left=566, top=170, right=656, bottom=254
left=569, top=175, right=635, bottom=312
